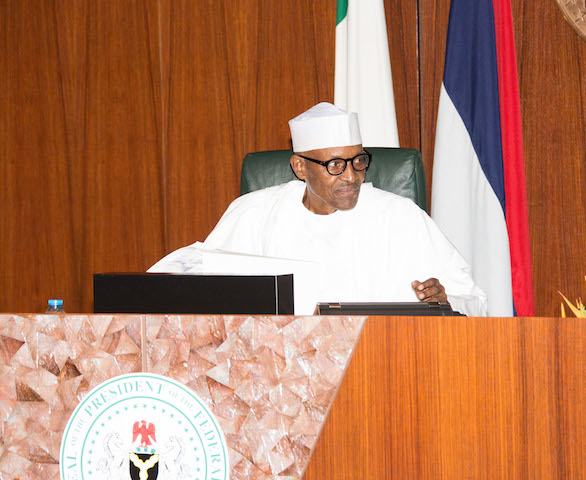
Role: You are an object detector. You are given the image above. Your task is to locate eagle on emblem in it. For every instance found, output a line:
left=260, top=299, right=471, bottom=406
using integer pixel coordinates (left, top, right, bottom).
left=132, top=420, right=157, bottom=448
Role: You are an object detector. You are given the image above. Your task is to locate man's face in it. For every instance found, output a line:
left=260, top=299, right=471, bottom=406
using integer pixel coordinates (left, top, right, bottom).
left=290, top=144, right=366, bottom=215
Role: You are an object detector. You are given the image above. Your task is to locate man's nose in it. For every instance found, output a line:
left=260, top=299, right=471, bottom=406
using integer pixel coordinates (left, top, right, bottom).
left=339, top=160, right=357, bottom=181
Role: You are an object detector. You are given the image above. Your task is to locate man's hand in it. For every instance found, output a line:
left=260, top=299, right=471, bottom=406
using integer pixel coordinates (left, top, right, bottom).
left=411, top=278, right=448, bottom=303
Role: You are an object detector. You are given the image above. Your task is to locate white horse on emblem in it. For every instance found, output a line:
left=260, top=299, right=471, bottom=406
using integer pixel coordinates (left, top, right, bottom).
left=96, top=432, right=126, bottom=480
left=159, top=436, right=192, bottom=479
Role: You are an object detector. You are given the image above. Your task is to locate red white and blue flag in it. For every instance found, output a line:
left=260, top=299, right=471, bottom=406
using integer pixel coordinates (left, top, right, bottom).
left=431, top=0, right=534, bottom=316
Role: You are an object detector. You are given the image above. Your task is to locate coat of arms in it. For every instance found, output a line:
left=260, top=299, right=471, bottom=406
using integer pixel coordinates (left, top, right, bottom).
left=95, top=419, right=192, bottom=480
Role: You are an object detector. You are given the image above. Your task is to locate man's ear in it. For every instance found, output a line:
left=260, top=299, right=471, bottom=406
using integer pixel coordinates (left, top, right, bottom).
left=290, top=154, right=306, bottom=181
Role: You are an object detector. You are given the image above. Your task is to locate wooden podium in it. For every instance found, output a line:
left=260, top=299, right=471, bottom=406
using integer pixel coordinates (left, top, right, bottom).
left=0, top=314, right=584, bottom=479
left=304, top=315, right=586, bottom=479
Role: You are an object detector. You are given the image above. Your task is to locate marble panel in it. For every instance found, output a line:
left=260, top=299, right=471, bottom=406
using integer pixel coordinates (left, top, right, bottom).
left=0, top=314, right=365, bottom=480
left=0, top=314, right=143, bottom=480
left=144, top=315, right=366, bottom=480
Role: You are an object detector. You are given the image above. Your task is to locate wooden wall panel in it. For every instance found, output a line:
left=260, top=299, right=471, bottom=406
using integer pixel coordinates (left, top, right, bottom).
left=387, top=0, right=421, bottom=152
left=418, top=0, right=450, bottom=201
left=511, top=1, right=586, bottom=316
left=148, top=0, right=238, bottom=256
left=0, top=0, right=79, bottom=313
left=0, top=1, right=165, bottom=313
left=77, top=1, right=165, bottom=308
left=304, top=316, right=586, bottom=479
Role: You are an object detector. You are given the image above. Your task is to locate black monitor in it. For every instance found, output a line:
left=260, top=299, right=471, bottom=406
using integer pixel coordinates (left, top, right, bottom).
left=93, top=273, right=294, bottom=314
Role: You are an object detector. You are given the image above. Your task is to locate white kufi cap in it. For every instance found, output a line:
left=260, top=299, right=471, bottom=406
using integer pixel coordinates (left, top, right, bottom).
left=288, top=102, right=362, bottom=153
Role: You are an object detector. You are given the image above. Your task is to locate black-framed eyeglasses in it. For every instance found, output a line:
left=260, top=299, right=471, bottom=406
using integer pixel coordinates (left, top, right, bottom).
left=297, top=150, right=372, bottom=176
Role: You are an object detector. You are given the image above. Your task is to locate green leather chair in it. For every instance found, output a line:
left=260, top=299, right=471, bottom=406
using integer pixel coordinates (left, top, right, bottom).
left=240, top=147, right=428, bottom=212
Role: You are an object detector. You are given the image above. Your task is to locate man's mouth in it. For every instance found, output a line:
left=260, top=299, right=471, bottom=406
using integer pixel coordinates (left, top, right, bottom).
left=336, top=185, right=360, bottom=195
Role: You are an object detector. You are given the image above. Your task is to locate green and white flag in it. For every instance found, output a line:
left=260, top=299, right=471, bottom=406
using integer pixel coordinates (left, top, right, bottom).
left=334, top=0, right=400, bottom=147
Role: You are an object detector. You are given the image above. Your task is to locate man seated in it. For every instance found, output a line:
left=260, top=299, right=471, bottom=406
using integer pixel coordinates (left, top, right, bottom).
left=149, top=102, right=487, bottom=316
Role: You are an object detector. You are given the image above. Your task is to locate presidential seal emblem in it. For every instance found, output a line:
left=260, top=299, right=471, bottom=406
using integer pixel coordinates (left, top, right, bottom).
left=60, top=373, right=228, bottom=480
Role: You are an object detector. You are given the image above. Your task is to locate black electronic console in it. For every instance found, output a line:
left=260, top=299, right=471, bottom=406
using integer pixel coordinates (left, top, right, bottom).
left=315, top=302, right=464, bottom=316
left=93, top=273, right=294, bottom=314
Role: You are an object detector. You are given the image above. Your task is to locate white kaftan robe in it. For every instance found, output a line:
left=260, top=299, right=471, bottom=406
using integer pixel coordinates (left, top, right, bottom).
left=149, top=181, right=487, bottom=316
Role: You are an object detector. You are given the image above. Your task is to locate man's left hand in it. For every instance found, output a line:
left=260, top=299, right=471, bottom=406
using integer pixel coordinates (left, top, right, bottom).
left=411, top=278, right=448, bottom=303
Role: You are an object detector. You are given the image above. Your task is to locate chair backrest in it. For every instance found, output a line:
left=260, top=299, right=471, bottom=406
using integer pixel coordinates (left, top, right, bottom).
left=240, top=147, right=428, bottom=211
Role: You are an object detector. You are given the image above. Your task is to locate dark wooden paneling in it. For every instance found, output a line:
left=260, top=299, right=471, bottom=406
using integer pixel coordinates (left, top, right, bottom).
left=418, top=0, right=450, bottom=202
left=0, top=1, right=165, bottom=313
left=77, top=1, right=165, bottom=309
left=0, top=0, right=78, bottom=313
left=304, top=316, right=586, bottom=478
left=511, top=0, right=586, bottom=316
left=387, top=0, right=420, bottom=151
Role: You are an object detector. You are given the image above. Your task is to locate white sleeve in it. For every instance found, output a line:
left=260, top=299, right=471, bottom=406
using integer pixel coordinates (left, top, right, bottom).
left=408, top=203, right=488, bottom=316
left=147, top=244, right=204, bottom=273
left=447, top=293, right=488, bottom=317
